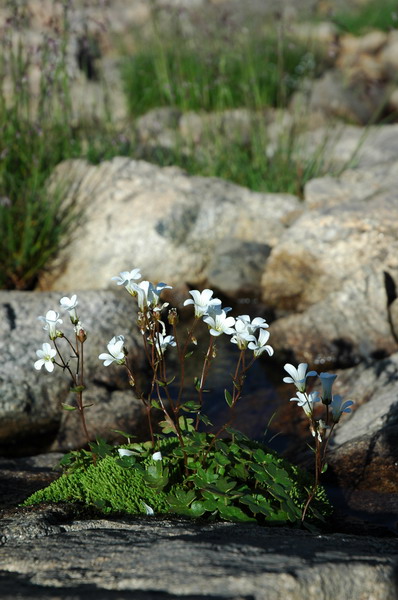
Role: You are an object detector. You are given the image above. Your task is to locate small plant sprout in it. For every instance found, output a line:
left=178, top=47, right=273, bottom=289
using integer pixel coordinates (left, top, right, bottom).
left=32, top=269, right=339, bottom=526
left=284, top=364, right=354, bottom=521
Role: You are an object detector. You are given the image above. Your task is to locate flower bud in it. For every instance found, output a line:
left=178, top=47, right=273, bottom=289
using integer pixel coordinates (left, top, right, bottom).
left=137, top=312, right=146, bottom=332
left=168, top=308, right=179, bottom=325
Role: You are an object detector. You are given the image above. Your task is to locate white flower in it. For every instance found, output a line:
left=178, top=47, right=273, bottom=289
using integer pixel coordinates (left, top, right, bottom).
left=74, top=321, right=87, bottom=338
left=142, top=502, right=154, bottom=516
left=231, top=315, right=268, bottom=350
left=203, top=310, right=236, bottom=337
left=330, top=395, right=354, bottom=423
left=236, top=315, right=269, bottom=335
left=34, top=342, right=57, bottom=373
left=111, top=269, right=142, bottom=295
left=99, top=335, right=126, bottom=366
left=183, top=289, right=222, bottom=318
left=283, top=363, right=317, bottom=393
left=290, top=391, right=320, bottom=418
left=118, top=448, right=134, bottom=457
left=152, top=451, right=162, bottom=461
left=152, top=333, right=176, bottom=356
left=132, top=280, right=172, bottom=310
left=319, top=372, right=338, bottom=405
left=59, top=294, right=79, bottom=323
left=248, top=328, right=274, bottom=357
left=38, top=310, right=63, bottom=340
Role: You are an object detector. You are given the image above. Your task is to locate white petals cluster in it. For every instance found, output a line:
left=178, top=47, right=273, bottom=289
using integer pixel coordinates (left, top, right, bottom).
left=231, top=315, right=270, bottom=352
left=290, top=390, right=320, bottom=418
left=248, top=328, right=274, bottom=357
left=330, top=395, right=354, bottom=423
left=112, top=269, right=172, bottom=311
left=203, top=309, right=236, bottom=337
left=99, top=335, right=126, bottom=366
left=283, top=363, right=317, bottom=393
left=112, top=269, right=142, bottom=295
left=152, top=333, right=176, bottom=356
left=59, top=294, right=79, bottom=324
left=34, top=342, right=57, bottom=372
left=184, top=289, right=222, bottom=318
left=284, top=363, right=354, bottom=424
left=38, top=309, right=63, bottom=340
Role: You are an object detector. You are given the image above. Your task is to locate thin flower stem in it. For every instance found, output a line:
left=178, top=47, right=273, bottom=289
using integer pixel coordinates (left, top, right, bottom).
left=175, top=317, right=199, bottom=411
left=195, top=336, right=214, bottom=430
left=301, top=432, right=320, bottom=523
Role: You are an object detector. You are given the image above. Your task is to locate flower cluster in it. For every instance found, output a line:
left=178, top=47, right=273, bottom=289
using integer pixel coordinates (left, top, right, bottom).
left=107, top=270, right=274, bottom=362
left=285, top=362, right=354, bottom=428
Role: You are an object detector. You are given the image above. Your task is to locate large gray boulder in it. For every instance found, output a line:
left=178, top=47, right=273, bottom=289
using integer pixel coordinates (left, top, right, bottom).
left=0, top=290, right=147, bottom=455
left=263, top=161, right=398, bottom=367
left=1, top=508, right=398, bottom=600
left=38, top=158, right=300, bottom=298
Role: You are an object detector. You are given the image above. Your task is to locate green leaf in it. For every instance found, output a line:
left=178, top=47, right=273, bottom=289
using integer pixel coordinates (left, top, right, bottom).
left=61, top=403, right=77, bottom=411
left=89, top=438, right=113, bottom=458
left=180, top=400, right=200, bottom=412
left=214, top=452, right=230, bottom=467
left=69, top=385, right=85, bottom=393
left=155, top=376, right=176, bottom=387
left=112, top=429, right=136, bottom=441
left=116, top=455, right=137, bottom=469
left=321, top=463, right=328, bottom=473
left=159, top=418, right=177, bottom=435
left=193, top=377, right=201, bottom=391
left=184, top=351, right=194, bottom=359
left=240, top=494, right=272, bottom=516
left=218, top=505, right=255, bottom=522
left=197, top=414, right=213, bottom=426
left=178, top=415, right=195, bottom=432
left=189, top=501, right=206, bottom=517
left=224, top=389, right=233, bottom=407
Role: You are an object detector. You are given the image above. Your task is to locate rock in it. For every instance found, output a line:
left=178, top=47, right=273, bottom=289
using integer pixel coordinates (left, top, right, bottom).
left=207, top=238, right=272, bottom=298
left=261, top=161, right=398, bottom=366
left=308, top=70, right=388, bottom=124
left=327, top=354, right=398, bottom=496
left=290, top=20, right=339, bottom=46
left=269, top=264, right=398, bottom=367
left=38, top=158, right=300, bottom=298
left=300, top=123, right=398, bottom=170
left=0, top=290, right=148, bottom=456
left=1, top=507, right=398, bottom=600
left=0, top=453, right=62, bottom=508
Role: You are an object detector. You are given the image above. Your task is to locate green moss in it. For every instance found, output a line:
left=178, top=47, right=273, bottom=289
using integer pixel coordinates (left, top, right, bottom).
left=24, top=454, right=170, bottom=515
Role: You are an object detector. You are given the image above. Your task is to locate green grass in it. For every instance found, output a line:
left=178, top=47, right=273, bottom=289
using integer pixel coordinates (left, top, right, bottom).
left=122, top=33, right=323, bottom=116
left=122, top=23, right=329, bottom=195
left=331, top=0, right=398, bottom=35
left=0, top=2, right=134, bottom=290
left=139, top=125, right=327, bottom=197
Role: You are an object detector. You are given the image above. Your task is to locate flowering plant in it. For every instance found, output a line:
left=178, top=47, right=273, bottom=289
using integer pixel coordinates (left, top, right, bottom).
left=27, top=269, right=353, bottom=526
